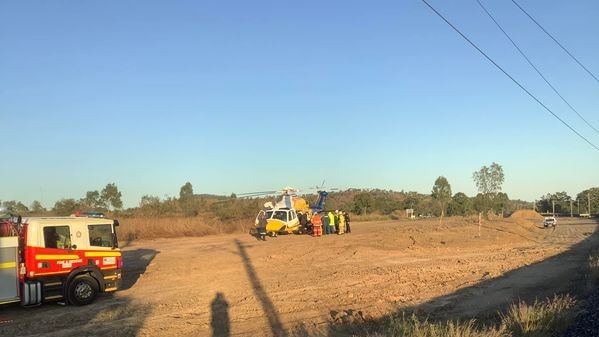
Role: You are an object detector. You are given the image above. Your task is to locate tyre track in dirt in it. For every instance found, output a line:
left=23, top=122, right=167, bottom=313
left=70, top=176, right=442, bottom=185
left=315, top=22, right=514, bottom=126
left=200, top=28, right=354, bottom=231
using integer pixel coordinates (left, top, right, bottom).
left=2, top=217, right=597, bottom=337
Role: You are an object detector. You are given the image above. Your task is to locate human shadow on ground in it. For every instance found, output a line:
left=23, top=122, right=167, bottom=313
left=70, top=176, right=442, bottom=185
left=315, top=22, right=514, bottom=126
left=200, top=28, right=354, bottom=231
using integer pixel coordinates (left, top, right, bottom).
left=120, top=248, right=159, bottom=290
left=211, top=292, right=231, bottom=337
left=292, top=218, right=599, bottom=336
left=235, top=239, right=289, bottom=337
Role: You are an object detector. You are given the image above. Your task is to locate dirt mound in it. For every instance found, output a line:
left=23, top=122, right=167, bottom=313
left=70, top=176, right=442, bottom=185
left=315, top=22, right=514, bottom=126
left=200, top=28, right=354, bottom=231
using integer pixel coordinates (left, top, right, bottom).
left=510, top=210, right=543, bottom=220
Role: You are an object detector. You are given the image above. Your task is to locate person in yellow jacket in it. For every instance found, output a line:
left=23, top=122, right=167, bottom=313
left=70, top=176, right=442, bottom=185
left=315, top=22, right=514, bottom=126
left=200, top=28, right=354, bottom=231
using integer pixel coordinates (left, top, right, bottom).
left=337, top=211, right=345, bottom=235
left=328, top=210, right=336, bottom=234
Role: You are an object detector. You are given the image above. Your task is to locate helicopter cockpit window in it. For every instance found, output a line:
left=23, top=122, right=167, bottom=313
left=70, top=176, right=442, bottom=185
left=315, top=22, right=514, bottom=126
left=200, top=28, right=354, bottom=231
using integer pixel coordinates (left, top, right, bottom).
left=265, top=211, right=274, bottom=219
left=290, top=212, right=296, bottom=220
left=273, top=211, right=288, bottom=221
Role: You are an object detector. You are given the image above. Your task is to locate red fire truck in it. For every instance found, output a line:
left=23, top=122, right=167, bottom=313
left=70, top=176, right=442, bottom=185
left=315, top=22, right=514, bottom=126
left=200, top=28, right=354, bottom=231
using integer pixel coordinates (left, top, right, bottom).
left=0, top=215, right=122, bottom=306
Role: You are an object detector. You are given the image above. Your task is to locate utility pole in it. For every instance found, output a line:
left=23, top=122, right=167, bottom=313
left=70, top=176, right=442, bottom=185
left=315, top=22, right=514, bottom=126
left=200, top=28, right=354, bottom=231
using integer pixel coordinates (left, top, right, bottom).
left=552, top=200, right=555, bottom=216
left=570, top=200, right=573, bottom=217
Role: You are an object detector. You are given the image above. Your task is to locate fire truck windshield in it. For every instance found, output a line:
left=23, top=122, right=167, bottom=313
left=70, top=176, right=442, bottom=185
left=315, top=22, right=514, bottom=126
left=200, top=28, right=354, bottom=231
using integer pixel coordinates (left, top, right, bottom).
left=88, top=224, right=114, bottom=247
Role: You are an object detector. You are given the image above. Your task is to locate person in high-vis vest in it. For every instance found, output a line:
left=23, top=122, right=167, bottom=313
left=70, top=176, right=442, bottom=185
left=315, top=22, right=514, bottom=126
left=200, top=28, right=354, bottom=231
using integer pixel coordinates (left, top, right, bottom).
left=328, top=210, right=336, bottom=234
left=337, top=211, right=345, bottom=234
left=311, top=212, right=322, bottom=237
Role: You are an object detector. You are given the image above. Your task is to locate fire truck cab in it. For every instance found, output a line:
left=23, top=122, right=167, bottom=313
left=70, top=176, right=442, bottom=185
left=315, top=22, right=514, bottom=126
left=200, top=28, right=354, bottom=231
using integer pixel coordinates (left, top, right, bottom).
left=0, top=216, right=122, bottom=306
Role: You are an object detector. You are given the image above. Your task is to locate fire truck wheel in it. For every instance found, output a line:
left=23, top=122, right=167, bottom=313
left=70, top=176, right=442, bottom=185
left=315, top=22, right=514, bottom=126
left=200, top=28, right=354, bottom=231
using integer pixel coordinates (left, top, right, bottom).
left=68, top=275, right=99, bottom=306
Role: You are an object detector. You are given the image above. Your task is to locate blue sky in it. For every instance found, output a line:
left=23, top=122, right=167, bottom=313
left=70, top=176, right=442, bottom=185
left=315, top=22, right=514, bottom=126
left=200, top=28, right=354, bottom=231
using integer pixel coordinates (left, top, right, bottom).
left=1, top=0, right=598, bottom=209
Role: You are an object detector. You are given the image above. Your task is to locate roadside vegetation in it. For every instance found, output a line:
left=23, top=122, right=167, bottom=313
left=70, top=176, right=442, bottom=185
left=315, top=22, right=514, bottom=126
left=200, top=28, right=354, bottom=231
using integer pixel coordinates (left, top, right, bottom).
left=287, top=294, right=579, bottom=337
left=370, top=294, right=576, bottom=337
left=1, top=162, right=597, bottom=241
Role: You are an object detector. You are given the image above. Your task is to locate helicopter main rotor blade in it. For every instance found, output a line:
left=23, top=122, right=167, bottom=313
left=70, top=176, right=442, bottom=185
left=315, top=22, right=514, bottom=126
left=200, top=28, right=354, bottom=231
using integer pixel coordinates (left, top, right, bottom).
left=236, top=190, right=278, bottom=197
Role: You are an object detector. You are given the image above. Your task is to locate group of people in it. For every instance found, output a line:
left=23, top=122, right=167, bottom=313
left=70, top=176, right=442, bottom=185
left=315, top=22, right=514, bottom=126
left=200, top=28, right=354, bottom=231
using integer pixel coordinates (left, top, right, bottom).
left=254, top=209, right=352, bottom=241
left=299, top=210, right=351, bottom=237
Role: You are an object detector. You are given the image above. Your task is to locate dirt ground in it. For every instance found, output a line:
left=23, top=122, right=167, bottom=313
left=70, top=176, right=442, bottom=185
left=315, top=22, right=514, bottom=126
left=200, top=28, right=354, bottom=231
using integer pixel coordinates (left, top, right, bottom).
left=1, top=216, right=598, bottom=337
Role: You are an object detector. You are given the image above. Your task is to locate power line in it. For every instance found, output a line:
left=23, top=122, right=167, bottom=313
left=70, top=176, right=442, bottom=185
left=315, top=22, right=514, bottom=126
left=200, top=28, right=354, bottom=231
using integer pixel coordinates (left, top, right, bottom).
left=477, top=0, right=599, bottom=136
left=420, top=0, right=599, bottom=152
left=511, top=0, right=599, bottom=85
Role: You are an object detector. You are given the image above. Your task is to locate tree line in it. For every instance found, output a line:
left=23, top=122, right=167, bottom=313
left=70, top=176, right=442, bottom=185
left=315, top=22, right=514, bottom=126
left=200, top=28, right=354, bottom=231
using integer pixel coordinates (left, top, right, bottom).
left=1, top=163, right=597, bottom=220
left=536, top=188, right=599, bottom=215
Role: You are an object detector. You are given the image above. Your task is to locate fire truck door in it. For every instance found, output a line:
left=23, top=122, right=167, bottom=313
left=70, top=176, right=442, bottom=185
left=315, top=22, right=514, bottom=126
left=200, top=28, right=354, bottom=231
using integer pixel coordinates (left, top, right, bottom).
left=0, top=236, right=19, bottom=303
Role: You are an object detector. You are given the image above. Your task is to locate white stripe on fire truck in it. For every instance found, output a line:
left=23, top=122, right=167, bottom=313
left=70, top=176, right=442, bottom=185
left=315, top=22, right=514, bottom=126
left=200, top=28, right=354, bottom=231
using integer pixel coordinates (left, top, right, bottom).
left=0, top=262, right=16, bottom=269
left=35, top=254, right=79, bottom=260
left=84, top=252, right=122, bottom=257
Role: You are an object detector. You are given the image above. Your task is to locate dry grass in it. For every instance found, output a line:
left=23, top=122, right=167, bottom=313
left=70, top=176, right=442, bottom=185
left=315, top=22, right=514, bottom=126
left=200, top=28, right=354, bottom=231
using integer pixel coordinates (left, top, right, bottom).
left=588, top=249, right=599, bottom=276
left=582, top=249, right=599, bottom=292
left=351, top=213, right=395, bottom=222
left=379, top=314, right=505, bottom=337
left=116, top=216, right=252, bottom=242
left=355, top=294, right=576, bottom=337
left=500, top=294, right=576, bottom=337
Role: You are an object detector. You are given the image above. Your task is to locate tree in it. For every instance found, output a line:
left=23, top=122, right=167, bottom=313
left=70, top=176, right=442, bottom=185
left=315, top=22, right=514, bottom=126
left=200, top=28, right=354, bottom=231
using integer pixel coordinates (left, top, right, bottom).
left=179, top=182, right=194, bottom=200
left=30, top=200, right=46, bottom=214
left=100, top=183, right=123, bottom=211
left=473, top=193, right=487, bottom=214
left=374, top=195, right=401, bottom=215
left=431, top=176, right=452, bottom=222
left=139, top=195, right=165, bottom=216
left=447, top=192, right=473, bottom=216
left=576, top=187, right=599, bottom=215
left=53, top=198, right=80, bottom=216
left=179, top=182, right=198, bottom=217
left=472, top=162, right=505, bottom=216
left=402, top=192, right=421, bottom=210
left=352, top=193, right=374, bottom=215
left=537, top=192, right=572, bottom=214
left=1, top=200, right=29, bottom=214
left=493, top=192, right=510, bottom=216
left=82, top=190, right=102, bottom=209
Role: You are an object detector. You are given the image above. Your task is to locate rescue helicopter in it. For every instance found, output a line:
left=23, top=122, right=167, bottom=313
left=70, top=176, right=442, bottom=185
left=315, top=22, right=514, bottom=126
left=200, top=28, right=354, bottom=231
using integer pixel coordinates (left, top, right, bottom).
left=242, top=186, right=331, bottom=237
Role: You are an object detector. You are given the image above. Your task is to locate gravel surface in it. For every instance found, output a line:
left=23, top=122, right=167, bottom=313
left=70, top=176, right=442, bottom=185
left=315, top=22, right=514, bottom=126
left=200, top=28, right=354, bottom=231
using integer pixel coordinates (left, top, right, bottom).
left=562, top=288, right=599, bottom=337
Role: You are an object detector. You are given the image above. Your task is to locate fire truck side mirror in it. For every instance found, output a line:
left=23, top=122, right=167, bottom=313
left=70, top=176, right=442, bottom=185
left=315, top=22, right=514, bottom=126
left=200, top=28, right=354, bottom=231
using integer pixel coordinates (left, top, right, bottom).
left=112, top=219, right=119, bottom=249
left=112, top=233, right=118, bottom=249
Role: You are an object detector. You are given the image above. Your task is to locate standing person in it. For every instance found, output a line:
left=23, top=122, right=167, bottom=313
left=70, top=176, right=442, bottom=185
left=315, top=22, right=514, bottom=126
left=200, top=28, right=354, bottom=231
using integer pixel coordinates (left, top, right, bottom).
left=337, top=211, right=345, bottom=235
left=328, top=210, right=336, bottom=234
left=257, top=211, right=267, bottom=241
left=322, top=210, right=330, bottom=235
left=311, top=212, right=322, bottom=237
left=298, top=211, right=308, bottom=234
left=344, top=211, right=351, bottom=233
left=334, top=210, right=340, bottom=233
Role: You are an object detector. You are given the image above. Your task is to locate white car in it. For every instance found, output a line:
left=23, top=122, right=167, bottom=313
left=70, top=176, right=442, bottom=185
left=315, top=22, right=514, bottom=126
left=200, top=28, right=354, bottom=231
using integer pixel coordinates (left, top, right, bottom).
left=543, top=217, right=557, bottom=228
